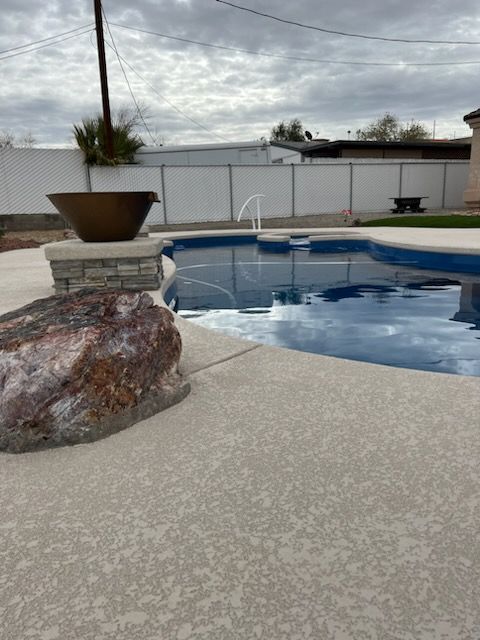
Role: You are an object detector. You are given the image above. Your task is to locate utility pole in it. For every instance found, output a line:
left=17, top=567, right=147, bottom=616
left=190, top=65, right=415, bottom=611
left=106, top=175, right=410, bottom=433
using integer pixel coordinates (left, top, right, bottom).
left=93, top=0, right=114, bottom=161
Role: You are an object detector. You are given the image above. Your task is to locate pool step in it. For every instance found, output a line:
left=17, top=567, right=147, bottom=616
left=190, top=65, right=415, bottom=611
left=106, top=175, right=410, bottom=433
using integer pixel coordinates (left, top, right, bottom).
left=308, top=234, right=368, bottom=252
left=257, top=234, right=291, bottom=252
left=257, top=233, right=368, bottom=252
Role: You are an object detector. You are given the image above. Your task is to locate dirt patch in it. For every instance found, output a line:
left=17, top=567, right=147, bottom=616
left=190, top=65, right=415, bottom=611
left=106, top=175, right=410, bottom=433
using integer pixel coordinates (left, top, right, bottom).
left=149, top=209, right=464, bottom=232
left=0, top=230, right=66, bottom=253
left=0, top=237, right=41, bottom=253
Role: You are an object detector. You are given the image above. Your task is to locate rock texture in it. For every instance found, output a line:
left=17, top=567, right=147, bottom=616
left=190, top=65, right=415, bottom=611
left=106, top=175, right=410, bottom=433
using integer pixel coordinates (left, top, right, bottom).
left=0, top=288, right=189, bottom=453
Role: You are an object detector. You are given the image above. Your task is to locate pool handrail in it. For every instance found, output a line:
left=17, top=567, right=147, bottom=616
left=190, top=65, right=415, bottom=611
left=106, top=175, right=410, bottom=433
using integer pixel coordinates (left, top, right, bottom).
left=237, top=194, right=265, bottom=230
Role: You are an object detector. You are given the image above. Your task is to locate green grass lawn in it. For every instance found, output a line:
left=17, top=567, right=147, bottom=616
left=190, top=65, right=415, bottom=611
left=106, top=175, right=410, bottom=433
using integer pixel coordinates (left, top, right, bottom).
left=361, top=215, right=480, bottom=228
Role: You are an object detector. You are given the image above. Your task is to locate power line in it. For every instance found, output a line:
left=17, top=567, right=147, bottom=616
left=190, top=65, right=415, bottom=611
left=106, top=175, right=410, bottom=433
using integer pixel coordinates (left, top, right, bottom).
left=216, top=0, right=480, bottom=46
left=0, top=20, right=229, bottom=141
left=102, top=9, right=157, bottom=144
left=0, top=23, right=94, bottom=56
left=100, top=44, right=231, bottom=143
left=0, top=28, right=94, bottom=62
left=110, top=23, right=480, bottom=67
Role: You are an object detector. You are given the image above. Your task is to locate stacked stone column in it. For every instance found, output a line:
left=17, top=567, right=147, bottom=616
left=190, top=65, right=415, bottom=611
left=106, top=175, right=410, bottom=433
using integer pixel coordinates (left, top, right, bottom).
left=44, top=238, right=165, bottom=293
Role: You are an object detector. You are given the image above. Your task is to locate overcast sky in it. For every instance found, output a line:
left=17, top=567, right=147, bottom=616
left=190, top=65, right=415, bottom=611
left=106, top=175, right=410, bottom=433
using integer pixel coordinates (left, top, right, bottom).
left=1, top=0, right=479, bottom=147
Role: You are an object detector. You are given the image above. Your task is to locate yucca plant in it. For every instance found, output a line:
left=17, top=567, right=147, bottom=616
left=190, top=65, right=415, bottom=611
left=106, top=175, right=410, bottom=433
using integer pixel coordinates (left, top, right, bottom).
left=73, top=110, right=144, bottom=166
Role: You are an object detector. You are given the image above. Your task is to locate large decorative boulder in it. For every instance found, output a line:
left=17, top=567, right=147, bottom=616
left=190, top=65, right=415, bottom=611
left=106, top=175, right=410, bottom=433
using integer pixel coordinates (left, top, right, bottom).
left=0, top=289, right=189, bottom=453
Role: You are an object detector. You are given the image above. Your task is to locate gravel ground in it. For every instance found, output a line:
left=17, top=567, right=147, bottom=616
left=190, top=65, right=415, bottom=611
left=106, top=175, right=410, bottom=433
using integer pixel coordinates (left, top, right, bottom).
left=149, top=208, right=462, bottom=231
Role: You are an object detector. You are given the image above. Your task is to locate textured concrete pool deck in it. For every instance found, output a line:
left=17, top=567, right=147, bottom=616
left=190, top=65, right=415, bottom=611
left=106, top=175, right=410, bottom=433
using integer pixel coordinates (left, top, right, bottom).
left=1, top=228, right=480, bottom=639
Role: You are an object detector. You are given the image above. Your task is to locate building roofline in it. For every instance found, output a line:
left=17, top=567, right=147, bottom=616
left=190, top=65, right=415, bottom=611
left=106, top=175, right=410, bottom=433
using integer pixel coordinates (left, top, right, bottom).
left=270, top=140, right=328, bottom=151
left=303, top=139, right=472, bottom=153
left=464, top=108, right=480, bottom=122
left=137, top=141, right=269, bottom=153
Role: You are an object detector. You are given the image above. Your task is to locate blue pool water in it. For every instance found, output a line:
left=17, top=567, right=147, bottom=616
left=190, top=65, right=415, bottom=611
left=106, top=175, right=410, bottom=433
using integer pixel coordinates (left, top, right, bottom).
left=171, top=241, right=480, bottom=376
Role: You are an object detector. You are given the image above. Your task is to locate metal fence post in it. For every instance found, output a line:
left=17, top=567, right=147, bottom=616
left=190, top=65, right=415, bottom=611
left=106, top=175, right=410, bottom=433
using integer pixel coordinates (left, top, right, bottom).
left=292, top=163, right=295, bottom=216
left=399, top=163, right=404, bottom=197
left=349, top=163, right=353, bottom=211
left=161, top=165, right=168, bottom=224
left=228, top=164, right=234, bottom=221
left=442, top=162, right=448, bottom=209
left=85, top=165, right=92, bottom=192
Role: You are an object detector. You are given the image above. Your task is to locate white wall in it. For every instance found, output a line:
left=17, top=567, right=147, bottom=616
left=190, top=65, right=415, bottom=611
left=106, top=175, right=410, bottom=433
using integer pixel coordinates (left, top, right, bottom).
left=270, top=145, right=303, bottom=164
left=136, top=144, right=271, bottom=166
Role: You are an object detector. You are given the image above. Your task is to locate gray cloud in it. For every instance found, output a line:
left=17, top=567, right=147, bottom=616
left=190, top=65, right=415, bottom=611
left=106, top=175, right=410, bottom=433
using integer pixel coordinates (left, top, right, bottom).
left=0, top=0, right=477, bottom=146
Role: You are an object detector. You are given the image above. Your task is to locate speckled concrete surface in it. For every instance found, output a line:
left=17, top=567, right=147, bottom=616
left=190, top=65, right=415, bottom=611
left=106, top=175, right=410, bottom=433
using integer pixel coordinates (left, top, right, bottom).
left=1, top=230, right=480, bottom=639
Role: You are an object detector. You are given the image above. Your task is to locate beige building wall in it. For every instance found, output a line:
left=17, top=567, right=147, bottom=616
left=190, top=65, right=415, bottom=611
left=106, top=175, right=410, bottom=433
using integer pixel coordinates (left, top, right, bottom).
left=341, top=148, right=383, bottom=158
left=384, top=148, right=422, bottom=159
left=464, top=114, right=480, bottom=208
left=341, top=147, right=422, bottom=159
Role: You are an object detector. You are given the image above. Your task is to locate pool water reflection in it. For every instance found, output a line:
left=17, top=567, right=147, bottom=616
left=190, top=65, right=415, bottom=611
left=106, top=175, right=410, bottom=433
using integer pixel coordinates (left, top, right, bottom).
left=173, top=243, right=480, bottom=376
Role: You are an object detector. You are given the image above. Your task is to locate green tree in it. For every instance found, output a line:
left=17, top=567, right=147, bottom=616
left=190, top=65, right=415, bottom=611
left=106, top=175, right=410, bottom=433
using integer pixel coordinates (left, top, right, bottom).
left=73, top=109, right=144, bottom=166
left=400, top=120, right=431, bottom=141
left=270, top=118, right=305, bottom=142
left=356, top=113, right=430, bottom=142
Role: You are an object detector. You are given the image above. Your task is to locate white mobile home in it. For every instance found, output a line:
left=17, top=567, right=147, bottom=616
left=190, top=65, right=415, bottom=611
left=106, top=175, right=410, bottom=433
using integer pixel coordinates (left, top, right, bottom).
left=136, top=141, right=271, bottom=166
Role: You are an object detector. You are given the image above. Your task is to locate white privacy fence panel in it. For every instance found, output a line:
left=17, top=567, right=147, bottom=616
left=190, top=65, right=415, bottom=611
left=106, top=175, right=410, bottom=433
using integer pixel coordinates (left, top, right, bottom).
left=353, top=164, right=401, bottom=212
left=163, top=166, right=230, bottom=223
left=0, top=149, right=471, bottom=221
left=0, top=148, right=87, bottom=215
left=232, top=165, right=292, bottom=218
left=90, top=166, right=164, bottom=224
left=295, top=164, right=350, bottom=214
left=401, top=163, right=445, bottom=209
left=444, top=163, right=469, bottom=209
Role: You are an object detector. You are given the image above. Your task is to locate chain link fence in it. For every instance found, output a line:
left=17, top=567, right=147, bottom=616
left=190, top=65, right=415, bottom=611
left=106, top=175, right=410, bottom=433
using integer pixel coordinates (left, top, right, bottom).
left=295, top=164, right=351, bottom=214
left=90, top=165, right=165, bottom=224
left=0, top=148, right=470, bottom=226
left=163, top=166, right=230, bottom=225
left=0, top=148, right=88, bottom=216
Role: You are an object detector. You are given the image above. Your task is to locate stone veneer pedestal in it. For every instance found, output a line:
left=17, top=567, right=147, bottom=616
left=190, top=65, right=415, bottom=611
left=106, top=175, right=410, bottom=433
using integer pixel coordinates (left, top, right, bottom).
left=44, top=238, right=164, bottom=293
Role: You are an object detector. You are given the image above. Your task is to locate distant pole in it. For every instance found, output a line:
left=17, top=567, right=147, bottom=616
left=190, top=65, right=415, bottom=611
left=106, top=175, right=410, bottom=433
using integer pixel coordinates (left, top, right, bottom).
left=94, top=0, right=114, bottom=161
left=433, top=120, right=436, bottom=139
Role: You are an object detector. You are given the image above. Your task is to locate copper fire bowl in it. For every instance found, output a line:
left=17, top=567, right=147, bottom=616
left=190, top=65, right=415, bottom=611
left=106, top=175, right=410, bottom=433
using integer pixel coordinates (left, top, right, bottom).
left=47, top=191, right=160, bottom=242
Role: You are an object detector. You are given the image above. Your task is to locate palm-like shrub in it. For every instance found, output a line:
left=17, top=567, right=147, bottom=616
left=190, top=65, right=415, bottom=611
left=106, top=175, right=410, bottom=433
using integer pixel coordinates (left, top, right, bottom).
left=73, top=111, right=144, bottom=166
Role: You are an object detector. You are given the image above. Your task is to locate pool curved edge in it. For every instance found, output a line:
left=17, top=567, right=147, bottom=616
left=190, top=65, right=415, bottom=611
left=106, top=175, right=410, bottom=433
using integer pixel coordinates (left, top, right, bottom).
left=159, top=254, right=177, bottom=309
left=152, top=227, right=480, bottom=378
left=367, top=240, right=480, bottom=273
left=153, top=226, right=480, bottom=275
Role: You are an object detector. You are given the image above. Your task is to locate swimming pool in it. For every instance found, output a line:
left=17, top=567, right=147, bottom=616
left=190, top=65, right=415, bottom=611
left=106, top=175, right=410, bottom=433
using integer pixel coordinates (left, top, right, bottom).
left=170, top=238, right=480, bottom=376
